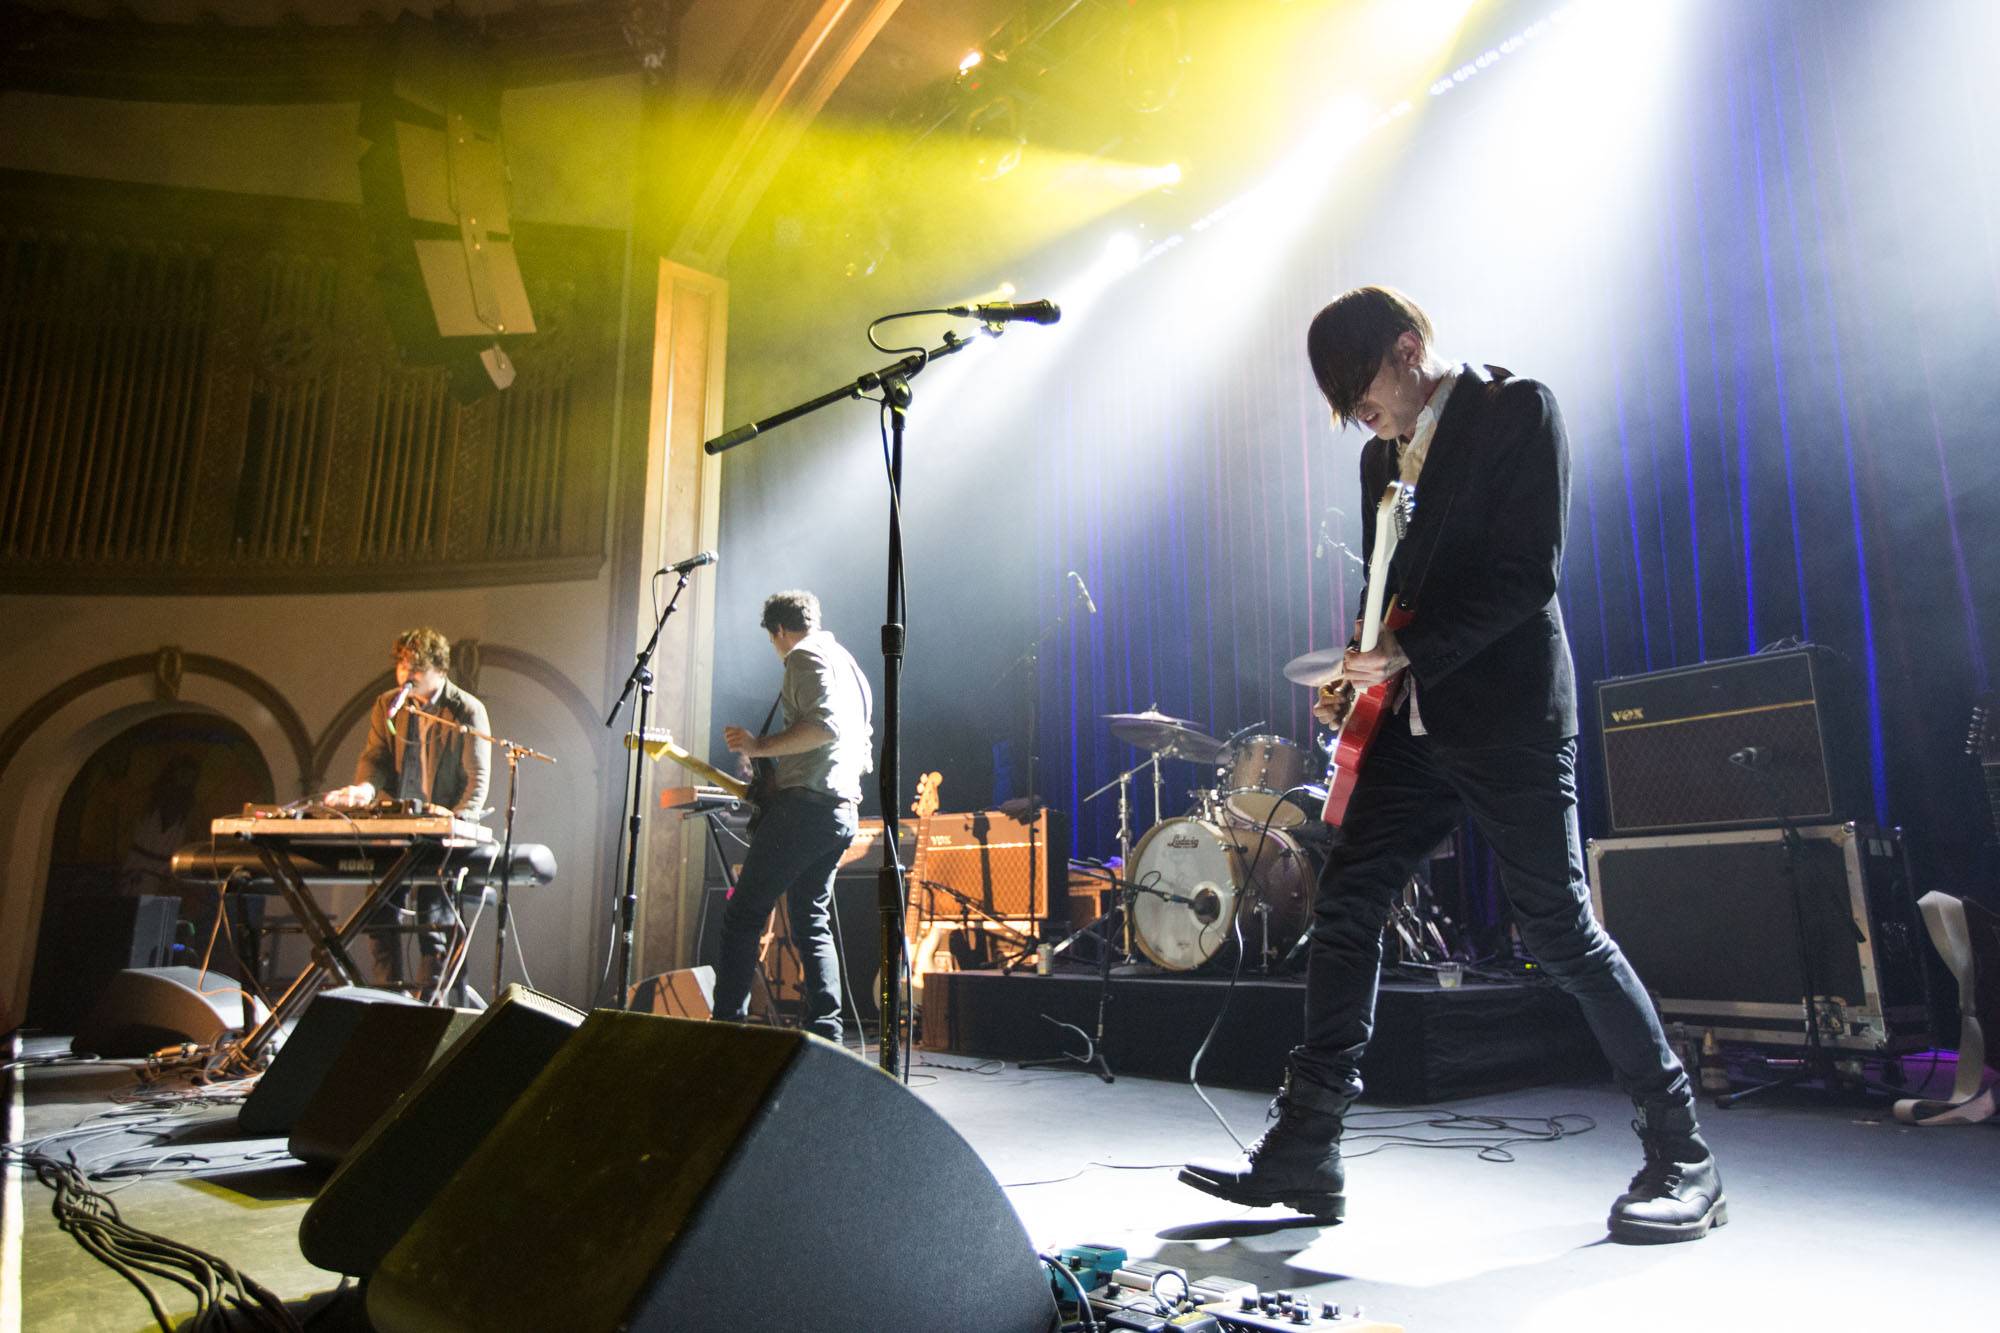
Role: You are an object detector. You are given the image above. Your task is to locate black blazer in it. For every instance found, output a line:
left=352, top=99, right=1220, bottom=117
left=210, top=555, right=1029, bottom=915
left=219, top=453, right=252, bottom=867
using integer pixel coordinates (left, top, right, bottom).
left=1353, top=362, right=1579, bottom=748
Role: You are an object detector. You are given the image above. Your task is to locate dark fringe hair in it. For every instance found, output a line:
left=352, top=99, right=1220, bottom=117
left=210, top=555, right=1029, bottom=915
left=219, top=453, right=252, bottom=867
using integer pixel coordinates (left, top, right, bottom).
left=1305, top=285, right=1434, bottom=423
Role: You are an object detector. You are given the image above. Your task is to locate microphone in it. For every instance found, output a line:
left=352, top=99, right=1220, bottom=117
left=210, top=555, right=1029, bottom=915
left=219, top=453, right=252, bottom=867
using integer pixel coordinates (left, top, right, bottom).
left=945, top=299, right=1062, bottom=325
left=1067, top=570, right=1097, bottom=615
left=664, top=551, right=718, bottom=574
left=1729, top=745, right=1769, bottom=770
left=385, top=680, right=415, bottom=736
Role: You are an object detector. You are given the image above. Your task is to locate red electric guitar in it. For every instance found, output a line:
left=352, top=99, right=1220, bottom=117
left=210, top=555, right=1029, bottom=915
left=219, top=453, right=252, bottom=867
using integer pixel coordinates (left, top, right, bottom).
left=1319, top=479, right=1416, bottom=826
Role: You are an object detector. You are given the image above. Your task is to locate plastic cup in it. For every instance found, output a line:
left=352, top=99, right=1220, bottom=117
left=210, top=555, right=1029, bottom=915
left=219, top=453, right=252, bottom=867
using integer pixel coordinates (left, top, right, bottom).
left=1436, top=961, right=1464, bottom=989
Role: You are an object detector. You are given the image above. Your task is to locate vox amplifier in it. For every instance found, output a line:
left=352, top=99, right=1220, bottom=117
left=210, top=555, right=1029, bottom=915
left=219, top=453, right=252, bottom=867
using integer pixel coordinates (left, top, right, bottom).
left=1595, top=646, right=1866, bottom=835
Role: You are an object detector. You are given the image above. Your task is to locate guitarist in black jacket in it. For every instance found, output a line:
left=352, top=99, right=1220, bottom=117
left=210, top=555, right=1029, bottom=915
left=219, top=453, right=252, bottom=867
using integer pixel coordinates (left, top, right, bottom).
left=1181, top=287, right=1724, bottom=1243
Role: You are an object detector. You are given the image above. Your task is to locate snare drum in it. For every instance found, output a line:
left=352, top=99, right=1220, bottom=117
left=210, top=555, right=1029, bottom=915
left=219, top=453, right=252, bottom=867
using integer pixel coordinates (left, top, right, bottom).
left=1127, top=817, right=1313, bottom=971
left=1221, top=734, right=1309, bottom=828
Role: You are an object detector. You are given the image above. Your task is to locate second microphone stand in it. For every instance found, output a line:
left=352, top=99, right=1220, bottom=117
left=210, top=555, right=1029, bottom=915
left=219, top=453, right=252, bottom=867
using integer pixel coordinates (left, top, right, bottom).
left=603, top=568, right=695, bottom=1008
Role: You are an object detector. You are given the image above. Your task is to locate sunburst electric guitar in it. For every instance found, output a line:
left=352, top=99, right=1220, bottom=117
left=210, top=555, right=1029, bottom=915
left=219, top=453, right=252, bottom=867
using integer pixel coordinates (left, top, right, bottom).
left=1319, top=479, right=1416, bottom=826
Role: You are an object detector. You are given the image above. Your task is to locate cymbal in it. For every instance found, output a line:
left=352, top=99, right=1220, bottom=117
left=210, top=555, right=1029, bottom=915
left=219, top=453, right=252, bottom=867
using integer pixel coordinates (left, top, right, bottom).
left=1104, top=710, right=1226, bottom=763
left=1283, top=646, right=1348, bottom=687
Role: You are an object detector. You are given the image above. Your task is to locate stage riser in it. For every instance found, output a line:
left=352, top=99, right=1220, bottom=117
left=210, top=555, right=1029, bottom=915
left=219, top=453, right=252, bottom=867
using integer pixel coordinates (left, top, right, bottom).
left=930, top=973, right=1608, bottom=1102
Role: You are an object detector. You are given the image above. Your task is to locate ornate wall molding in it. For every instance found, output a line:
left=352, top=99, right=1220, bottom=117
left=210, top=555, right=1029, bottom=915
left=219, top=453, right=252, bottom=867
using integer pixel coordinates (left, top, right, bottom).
left=0, top=652, right=314, bottom=795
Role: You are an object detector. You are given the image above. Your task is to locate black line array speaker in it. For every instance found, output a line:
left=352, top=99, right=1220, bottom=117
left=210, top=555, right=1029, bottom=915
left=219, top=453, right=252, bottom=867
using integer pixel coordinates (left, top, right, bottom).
left=70, top=966, right=266, bottom=1058
left=29, top=894, right=177, bottom=1034
left=365, top=1012, right=1058, bottom=1333
left=286, top=1000, right=480, bottom=1168
left=358, top=15, right=534, bottom=395
left=1596, top=646, right=1867, bottom=835
left=238, top=987, right=420, bottom=1136
left=299, top=985, right=583, bottom=1278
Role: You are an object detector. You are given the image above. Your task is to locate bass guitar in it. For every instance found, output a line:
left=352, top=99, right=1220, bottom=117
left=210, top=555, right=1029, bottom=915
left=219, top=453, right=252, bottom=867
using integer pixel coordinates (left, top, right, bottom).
left=1319, top=479, right=1416, bottom=826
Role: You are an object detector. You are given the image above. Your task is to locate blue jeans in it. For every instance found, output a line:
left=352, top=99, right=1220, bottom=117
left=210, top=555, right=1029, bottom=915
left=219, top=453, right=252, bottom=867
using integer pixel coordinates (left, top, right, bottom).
left=1294, top=707, right=1691, bottom=1110
left=712, top=789, right=857, bottom=1041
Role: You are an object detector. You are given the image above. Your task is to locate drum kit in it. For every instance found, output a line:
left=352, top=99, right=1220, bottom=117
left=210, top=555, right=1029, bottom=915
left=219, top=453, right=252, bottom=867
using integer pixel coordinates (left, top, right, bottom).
left=1089, top=642, right=1455, bottom=975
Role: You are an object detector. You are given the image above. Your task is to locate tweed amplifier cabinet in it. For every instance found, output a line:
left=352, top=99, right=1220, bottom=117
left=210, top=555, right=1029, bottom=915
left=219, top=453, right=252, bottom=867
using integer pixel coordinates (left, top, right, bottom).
left=1587, top=823, right=1932, bottom=1053
left=914, top=808, right=1067, bottom=923
left=1596, top=646, right=1865, bottom=835
left=838, top=808, right=1066, bottom=923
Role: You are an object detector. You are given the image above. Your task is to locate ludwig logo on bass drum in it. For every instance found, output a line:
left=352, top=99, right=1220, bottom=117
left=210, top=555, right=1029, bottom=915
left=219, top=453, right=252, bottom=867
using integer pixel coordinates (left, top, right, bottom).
left=1168, top=834, right=1202, bottom=849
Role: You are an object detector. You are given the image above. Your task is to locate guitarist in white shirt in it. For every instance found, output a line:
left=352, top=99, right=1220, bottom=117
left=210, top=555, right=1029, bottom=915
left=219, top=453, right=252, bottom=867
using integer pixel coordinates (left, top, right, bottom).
left=1181, top=286, right=1724, bottom=1245
left=716, top=590, right=874, bottom=1043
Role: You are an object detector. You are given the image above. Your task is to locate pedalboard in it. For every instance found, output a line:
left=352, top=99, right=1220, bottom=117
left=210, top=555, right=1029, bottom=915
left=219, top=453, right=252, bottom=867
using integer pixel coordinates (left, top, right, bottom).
left=1065, top=1258, right=1401, bottom=1333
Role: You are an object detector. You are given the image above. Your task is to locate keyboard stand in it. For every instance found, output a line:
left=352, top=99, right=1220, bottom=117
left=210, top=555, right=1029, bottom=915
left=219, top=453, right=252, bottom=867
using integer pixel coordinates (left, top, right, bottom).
left=231, top=837, right=445, bottom=1065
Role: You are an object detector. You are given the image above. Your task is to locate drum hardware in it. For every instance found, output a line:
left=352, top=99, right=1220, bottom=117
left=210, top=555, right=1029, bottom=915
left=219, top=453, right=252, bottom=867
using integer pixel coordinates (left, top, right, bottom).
left=1127, top=816, right=1315, bottom=973
left=1104, top=709, right=1228, bottom=765
left=1218, top=731, right=1311, bottom=830
left=1082, top=757, right=1155, bottom=872
left=1387, top=872, right=1454, bottom=966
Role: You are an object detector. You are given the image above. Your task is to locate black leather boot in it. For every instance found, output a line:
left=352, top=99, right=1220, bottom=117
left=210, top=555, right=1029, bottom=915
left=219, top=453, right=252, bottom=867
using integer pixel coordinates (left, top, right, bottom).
left=1178, top=1072, right=1348, bottom=1222
left=1608, top=1099, right=1727, bottom=1243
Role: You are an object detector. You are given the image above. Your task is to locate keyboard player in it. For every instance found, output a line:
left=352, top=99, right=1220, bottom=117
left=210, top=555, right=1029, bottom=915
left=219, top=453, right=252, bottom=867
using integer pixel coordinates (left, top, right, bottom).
left=325, top=627, right=491, bottom=997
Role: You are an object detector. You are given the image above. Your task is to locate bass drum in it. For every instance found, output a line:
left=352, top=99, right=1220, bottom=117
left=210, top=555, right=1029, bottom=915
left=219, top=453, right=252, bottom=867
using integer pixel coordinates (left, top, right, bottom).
left=1127, top=817, right=1315, bottom=972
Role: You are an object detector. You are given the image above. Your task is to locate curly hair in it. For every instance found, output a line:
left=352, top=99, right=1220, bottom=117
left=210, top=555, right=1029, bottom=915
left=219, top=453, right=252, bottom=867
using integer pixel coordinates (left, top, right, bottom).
left=1305, top=285, right=1435, bottom=424
left=392, top=626, right=451, bottom=674
left=760, top=591, right=821, bottom=636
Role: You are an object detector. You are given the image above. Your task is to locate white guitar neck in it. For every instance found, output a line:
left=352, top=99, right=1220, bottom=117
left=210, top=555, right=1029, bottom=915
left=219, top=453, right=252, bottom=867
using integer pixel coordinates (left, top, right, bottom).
left=1357, top=481, right=1405, bottom=652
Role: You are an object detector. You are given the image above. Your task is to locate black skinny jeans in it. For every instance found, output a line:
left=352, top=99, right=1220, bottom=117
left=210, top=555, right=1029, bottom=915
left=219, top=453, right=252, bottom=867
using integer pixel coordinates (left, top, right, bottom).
left=712, top=788, right=857, bottom=1041
left=1294, top=707, right=1691, bottom=1112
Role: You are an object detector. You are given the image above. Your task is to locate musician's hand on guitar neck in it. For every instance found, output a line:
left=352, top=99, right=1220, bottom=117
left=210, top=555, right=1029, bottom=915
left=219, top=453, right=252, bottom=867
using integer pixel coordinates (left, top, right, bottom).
left=721, top=725, right=762, bottom=758
left=1342, top=627, right=1410, bottom=688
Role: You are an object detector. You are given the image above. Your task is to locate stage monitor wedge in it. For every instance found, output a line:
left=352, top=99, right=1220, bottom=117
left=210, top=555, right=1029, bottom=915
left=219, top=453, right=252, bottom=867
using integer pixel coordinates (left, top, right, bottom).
left=300, top=984, right=584, bottom=1277
left=71, top=966, right=268, bottom=1058
left=238, top=986, right=420, bottom=1137
left=287, top=1001, right=479, bottom=1168
left=366, top=1012, right=1057, bottom=1333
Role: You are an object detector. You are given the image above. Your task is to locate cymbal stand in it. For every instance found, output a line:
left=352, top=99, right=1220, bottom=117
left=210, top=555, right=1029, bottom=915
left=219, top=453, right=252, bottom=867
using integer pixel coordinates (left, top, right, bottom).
left=401, top=701, right=556, bottom=1004
left=1082, top=758, right=1151, bottom=869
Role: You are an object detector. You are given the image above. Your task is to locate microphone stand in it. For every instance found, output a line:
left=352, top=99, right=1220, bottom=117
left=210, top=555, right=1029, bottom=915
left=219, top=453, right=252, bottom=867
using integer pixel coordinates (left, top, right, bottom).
left=1716, top=754, right=1899, bottom=1107
left=1018, top=866, right=1195, bottom=1084
left=603, top=568, right=695, bottom=1008
left=399, top=701, right=556, bottom=1004
left=706, top=328, right=988, bottom=1079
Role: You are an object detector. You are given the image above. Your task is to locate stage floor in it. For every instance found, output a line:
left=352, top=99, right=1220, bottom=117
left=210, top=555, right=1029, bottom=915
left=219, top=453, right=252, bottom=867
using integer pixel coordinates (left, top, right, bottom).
left=7, top=1033, right=1997, bottom=1332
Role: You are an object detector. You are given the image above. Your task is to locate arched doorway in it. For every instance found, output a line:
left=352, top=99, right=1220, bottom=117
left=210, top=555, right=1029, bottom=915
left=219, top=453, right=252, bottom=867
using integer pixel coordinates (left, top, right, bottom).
left=26, top=713, right=273, bottom=1027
